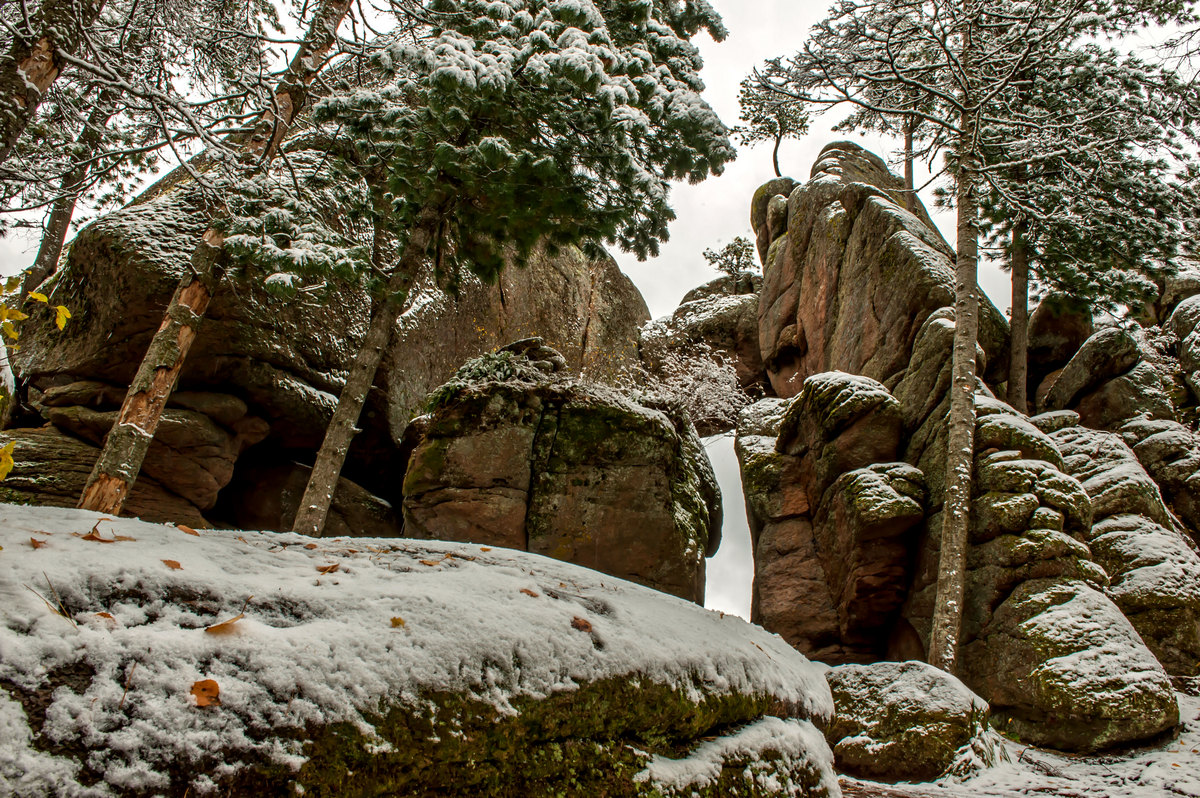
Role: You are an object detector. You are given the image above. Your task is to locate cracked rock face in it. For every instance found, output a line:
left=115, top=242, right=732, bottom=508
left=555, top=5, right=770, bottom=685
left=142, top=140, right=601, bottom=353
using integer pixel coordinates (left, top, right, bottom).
left=401, top=351, right=721, bottom=603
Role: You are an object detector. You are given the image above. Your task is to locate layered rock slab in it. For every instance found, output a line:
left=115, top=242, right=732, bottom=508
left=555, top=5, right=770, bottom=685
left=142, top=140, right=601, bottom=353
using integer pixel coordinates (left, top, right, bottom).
left=402, top=351, right=721, bottom=603
left=0, top=505, right=838, bottom=797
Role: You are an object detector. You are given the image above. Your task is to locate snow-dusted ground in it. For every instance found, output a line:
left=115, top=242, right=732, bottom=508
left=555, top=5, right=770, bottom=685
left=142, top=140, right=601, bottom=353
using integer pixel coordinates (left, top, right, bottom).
left=843, top=693, right=1200, bottom=797
left=0, top=503, right=834, bottom=796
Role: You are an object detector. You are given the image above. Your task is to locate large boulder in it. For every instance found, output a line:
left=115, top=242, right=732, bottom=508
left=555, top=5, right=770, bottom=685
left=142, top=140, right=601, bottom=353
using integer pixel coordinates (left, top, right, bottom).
left=825, top=661, right=1003, bottom=782
left=12, top=187, right=648, bottom=517
left=961, top=579, right=1178, bottom=752
left=755, top=142, right=1007, bottom=400
left=0, top=505, right=840, bottom=797
left=402, top=349, right=721, bottom=603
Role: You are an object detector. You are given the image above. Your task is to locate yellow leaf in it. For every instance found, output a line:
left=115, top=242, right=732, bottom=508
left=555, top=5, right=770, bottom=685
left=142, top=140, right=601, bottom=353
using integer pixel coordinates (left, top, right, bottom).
left=204, top=612, right=244, bottom=635
left=5, top=308, right=27, bottom=322
left=54, top=305, right=70, bottom=330
left=1, top=321, right=17, bottom=341
left=3, top=275, right=19, bottom=292
left=162, top=559, right=183, bottom=570
left=390, top=617, right=406, bottom=628
left=28, top=292, right=47, bottom=303
left=0, top=440, right=15, bottom=481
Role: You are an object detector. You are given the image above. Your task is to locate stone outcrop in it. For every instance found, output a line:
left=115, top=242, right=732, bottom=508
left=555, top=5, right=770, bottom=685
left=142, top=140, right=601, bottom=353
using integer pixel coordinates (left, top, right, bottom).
left=8, top=179, right=647, bottom=532
left=0, top=506, right=840, bottom=797
left=736, top=373, right=925, bottom=663
left=825, top=661, right=1003, bottom=782
left=738, top=142, right=1196, bottom=755
left=753, top=142, right=1008, bottom=399
left=402, top=347, right=721, bottom=603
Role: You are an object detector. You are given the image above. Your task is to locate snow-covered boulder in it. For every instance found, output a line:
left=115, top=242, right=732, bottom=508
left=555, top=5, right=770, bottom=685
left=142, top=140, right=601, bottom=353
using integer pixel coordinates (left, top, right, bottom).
left=824, top=661, right=1004, bottom=782
left=0, top=505, right=839, bottom=796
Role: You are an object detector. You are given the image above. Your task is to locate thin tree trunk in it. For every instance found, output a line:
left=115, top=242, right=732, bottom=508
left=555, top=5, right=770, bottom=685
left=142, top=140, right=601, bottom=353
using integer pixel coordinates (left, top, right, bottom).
left=78, top=0, right=352, bottom=514
left=927, top=112, right=981, bottom=674
left=772, top=131, right=782, bottom=177
left=291, top=209, right=442, bottom=537
left=0, top=0, right=108, bottom=167
left=904, top=115, right=915, bottom=211
left=21, top=92, right=117, bottom=299
left=1007, top=221, right=1029, bottom=414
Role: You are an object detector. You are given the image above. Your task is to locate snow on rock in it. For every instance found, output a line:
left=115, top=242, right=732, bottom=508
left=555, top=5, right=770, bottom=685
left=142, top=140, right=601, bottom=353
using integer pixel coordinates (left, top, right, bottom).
left=825, top=661, right=1005, bottom=783
left=635, top=716, right=838, bottom=797
left=0, top=504, right=836, bottom=796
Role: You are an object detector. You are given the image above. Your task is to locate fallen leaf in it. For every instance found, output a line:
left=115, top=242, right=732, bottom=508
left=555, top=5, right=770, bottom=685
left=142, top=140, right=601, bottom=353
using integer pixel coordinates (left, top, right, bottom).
left=95, top=612, right=115, bottom=620
left=176, top=524, right=200, bottom=537
left=162, top=560, right=183, bottom=571
left=81, top=519, right=134, bottom=543
left=419, top=559, right=441, bottom=567
left=29, top=537, right=47, bottom=549
left=390, top=617, right=406, bottom=628
left=571, top=617, right=592, bottom=633
left=204, top=613, right=244, bottom=635
left=480, top=547, right=492, bottom=552
left=190, top=679, right=220, bottom=708
left=316, top=563, right=340, bottom=575
left=304, top=543, right=318, bottom=550
left=235, top=536, right=249, bottom=544
left=520, top=588, right=539, bottom=598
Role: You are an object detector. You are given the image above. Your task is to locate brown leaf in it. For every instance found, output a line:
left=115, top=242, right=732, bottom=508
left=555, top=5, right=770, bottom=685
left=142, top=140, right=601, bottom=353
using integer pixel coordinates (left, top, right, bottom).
left=419, top=559, right=441, bottom=567
left=176, top=523, right=200, bottom=537
left=205, top=613, right=244, bottom=635
left=80, top=520, right=134, bottom=543
left=95, top=612, right=115, bottom=623
left=190, top=679, right=220, bottom=708
left=162, top=560, right=183, bottom=571
left=304, top=543, right=318, bottom=550
left=520, top=588, right=539, bottom=598
left=316, top=562, right=340, bottom=575
left=29, top=537, right=47, bottom=549
left=480, top=547, right=492, bottom=552
left=570, top=617, right=592, bottom=633
left=390, top=616, right=406, bottom=628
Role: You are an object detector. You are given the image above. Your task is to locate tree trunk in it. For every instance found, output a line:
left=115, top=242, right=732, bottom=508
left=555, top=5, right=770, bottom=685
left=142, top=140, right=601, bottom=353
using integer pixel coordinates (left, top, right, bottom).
left=927, top=114, right=981, bottom=675
left=291, top=210, right=442, bottom=537
left=21, top=93, right=117, bottom=299
left=772, top=131, right=782, bottom=177
left=0, top=0, right=108, bottom=168
left=78, top=0, right=353, bottom=515
left=1007, top=221, right=1029, bottom=414
left=904, top=115, right=915, bottom=212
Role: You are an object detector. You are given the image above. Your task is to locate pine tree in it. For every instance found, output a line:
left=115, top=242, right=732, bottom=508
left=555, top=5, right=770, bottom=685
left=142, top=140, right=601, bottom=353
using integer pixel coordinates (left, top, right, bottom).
left=736, top=77, right=808, bottom=178
left=288, top=0, right=735, bottom=536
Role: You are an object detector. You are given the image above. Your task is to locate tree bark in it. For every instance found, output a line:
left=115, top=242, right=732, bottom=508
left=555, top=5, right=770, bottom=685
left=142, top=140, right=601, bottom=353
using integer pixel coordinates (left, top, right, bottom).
left=772, top=131, right=782, bottom=177
left=927, top=103, right=981, bottom=674
left=291, top=209, right=442, bottom=537
left=1007, top=220, right=1029, bottom=414
left=0, top=0, right=108, bottom=168
left=21, top=92, right=117, bottom=299
left=78, top=0, right=353, bottom=514
left=904, top=115, right=915, bottom=212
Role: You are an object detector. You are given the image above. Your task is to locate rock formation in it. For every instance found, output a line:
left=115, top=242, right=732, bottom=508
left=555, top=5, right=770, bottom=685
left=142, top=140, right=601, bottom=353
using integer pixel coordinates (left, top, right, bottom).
left=738, top=140, right=1200, bottom=756
left=7, top=181, right=647, bottom=530
left=0, top=506, right=839, bottom=797
left=402, top=343, right=721, bottom=603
